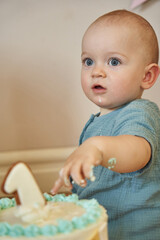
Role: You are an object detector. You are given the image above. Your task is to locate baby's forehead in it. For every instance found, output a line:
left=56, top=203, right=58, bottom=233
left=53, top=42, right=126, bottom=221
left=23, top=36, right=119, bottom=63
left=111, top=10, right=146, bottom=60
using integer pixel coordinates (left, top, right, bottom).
left=83, top=20, right=144, bottom=49
left=84, top=12, right=159, bottom=64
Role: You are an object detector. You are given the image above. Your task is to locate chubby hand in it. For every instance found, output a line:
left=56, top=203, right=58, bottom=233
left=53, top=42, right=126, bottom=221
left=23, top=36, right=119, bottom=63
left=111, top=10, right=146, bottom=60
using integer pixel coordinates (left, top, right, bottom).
left=51, top=138, right=103, bottom=195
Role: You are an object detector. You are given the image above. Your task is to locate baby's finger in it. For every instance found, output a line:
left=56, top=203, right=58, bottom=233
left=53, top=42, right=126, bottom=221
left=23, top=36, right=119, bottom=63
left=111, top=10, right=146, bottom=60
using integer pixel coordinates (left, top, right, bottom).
left=82, top=163, right=96, bottom=182
left=59, top=167, right=72, bottom=188
left=70, top=163, right=87, bottom=187
left=50, top=178, right=64, bottom=195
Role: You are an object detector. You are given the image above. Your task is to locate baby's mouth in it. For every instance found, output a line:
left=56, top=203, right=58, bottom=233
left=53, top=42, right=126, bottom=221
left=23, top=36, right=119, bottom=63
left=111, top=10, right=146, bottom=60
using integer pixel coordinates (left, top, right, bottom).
left=94, top=85, right=104, bottom=89
left=92, top=84, right=106, bottom=92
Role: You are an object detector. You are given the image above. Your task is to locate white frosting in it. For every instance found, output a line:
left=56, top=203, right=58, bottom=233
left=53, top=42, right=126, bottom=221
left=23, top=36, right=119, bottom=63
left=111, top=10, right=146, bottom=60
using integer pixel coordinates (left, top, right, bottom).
left=15, top=203, right=51, bottom=224
left=1, top=201, right=85, bottom=227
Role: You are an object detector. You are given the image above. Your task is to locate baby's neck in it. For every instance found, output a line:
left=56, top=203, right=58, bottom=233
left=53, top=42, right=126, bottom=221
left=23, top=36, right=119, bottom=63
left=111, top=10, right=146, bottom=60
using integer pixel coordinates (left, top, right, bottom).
left=100, top=105, right=125, bottom=116
left=100, top=108, right=114, bottom=116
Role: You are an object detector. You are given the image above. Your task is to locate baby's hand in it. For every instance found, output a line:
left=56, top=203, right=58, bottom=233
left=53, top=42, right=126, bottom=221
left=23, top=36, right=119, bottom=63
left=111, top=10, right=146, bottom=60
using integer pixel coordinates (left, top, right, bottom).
left=51, top=138, right=103, bottom=195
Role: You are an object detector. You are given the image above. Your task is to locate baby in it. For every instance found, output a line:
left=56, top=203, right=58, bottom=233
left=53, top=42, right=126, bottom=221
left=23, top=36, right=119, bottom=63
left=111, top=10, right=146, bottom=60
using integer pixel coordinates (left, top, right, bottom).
left=52, top=10, right=160, bottom=240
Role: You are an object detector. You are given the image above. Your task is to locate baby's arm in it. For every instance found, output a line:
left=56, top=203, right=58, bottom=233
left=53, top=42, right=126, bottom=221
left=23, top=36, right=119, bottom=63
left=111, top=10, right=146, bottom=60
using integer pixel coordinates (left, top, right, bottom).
left=51, top=135, right=151, bottom=194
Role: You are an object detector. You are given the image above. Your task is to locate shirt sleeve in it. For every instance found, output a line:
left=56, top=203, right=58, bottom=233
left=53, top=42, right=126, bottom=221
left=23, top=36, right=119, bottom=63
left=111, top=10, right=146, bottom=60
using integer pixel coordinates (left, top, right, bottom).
left=112, top=100, right=160, bottom=172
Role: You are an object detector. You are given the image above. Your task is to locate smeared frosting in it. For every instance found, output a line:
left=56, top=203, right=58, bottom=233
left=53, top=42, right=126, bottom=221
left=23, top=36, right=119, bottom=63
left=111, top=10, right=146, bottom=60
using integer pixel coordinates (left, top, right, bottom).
left=89, top=165, right=96, bottom=181
left=15, top=203, right=51, bottom=223
left=0, top=193, right=102, bottom=237
left=108, top=158, right=117, bottom=170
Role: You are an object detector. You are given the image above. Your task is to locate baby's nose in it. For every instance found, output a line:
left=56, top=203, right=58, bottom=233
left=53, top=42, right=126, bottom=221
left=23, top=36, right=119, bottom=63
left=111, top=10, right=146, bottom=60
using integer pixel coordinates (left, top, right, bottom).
left=91, top=65, right=106, bottom=78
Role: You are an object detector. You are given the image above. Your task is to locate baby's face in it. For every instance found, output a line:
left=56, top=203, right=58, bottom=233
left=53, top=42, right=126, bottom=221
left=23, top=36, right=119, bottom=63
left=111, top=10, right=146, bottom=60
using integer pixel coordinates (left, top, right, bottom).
left=81, top=24, right=147, bottom=113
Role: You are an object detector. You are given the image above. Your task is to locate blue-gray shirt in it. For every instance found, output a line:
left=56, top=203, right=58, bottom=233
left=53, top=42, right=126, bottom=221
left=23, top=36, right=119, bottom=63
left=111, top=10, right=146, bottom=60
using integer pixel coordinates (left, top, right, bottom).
left=72, top=99, right=160, bottom=240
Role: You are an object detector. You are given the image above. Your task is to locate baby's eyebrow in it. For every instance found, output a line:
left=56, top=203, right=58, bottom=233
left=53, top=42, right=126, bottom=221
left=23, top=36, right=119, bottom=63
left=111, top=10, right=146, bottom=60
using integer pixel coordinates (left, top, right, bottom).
left=81, top=51, right=88, bottom=57
left=107, top=51, right=127, bottom=58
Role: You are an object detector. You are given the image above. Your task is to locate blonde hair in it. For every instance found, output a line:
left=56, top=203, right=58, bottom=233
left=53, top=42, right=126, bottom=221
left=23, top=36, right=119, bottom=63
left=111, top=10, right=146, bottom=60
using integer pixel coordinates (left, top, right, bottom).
left=87, top=10, right=159, bottom=64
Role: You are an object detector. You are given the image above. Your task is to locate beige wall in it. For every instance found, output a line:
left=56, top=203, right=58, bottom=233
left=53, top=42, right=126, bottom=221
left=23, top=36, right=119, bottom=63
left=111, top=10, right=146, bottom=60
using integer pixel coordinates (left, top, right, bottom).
left=0, top=0, right=160, bottom=151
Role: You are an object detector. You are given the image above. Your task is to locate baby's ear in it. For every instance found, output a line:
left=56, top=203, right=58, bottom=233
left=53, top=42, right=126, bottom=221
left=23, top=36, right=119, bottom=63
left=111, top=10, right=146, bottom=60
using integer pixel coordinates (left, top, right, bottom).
left=141, top=63, right=160, bottom=90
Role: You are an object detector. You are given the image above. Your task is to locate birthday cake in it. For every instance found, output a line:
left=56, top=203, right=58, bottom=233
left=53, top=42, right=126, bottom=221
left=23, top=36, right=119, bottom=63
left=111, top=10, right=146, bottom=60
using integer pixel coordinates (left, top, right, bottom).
left=0, top=162, right=108, bottom=239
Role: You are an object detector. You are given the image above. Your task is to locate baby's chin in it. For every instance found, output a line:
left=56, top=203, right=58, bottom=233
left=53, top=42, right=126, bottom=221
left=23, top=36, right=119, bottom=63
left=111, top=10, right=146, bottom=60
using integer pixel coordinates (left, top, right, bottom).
left=88, top=95, right=127, bottom=111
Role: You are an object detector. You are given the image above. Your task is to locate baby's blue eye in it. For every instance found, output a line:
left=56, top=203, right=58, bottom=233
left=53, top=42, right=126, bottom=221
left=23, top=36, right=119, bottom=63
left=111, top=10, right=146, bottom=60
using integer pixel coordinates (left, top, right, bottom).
left=84, top=58, right=93, bottom=66
left=109, top=58, right=120, bottom=66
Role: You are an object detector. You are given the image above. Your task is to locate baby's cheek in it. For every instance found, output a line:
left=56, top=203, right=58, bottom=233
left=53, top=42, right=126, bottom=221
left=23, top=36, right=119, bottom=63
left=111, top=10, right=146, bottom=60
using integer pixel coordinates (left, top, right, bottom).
left=81, top=77, right=90, bottom=93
